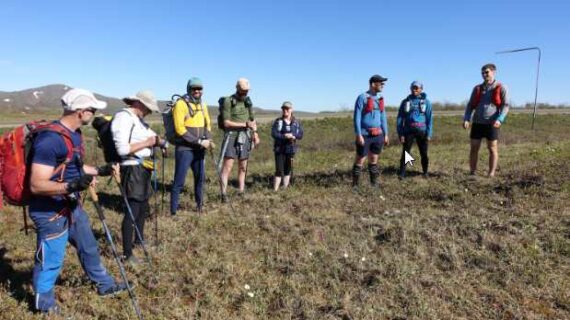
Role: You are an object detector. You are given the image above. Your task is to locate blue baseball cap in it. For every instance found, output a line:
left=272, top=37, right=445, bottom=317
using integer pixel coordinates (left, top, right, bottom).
left=410, top=81, right=423, bottom=89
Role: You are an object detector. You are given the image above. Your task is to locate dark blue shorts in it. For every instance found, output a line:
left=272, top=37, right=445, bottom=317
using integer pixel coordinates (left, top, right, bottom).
left=356, top=135, right=384, bottom=157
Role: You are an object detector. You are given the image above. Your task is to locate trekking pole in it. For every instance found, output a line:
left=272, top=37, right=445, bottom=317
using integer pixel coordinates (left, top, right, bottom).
left=243, top=129, right=255, bottom=191
left=161, top=148, right=166, bottom=216
left=290, top=155, right=295, bottom=187
left=217, top=131, right=232, bottom=173
left=209, top=148, right=236, bottom=215
left=22, top=207, right=29, bottom=235
left=87, top=186, right=144, bottom=320
left=112, top=170, right=158, bottom=284
left=152, top=151, right=159, bottom=247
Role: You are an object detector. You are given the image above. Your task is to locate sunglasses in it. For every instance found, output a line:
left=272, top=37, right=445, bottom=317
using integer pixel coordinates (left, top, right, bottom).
left=191, top=87, right=203, bottom=91
left=83, top=107, right=97, bottom=113
left=482, top=70, right=492, bottom=75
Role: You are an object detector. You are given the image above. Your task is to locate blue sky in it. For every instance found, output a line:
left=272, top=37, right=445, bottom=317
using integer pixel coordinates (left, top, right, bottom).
left=1, top=0, right=568, bottom=112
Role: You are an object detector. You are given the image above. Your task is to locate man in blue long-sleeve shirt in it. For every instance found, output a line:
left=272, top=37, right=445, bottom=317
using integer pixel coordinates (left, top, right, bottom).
left=463, top=63, right=509, bottom=177
left=352, top=74, right=390, bottom=188
left=397, top=81, right=433, bottom=178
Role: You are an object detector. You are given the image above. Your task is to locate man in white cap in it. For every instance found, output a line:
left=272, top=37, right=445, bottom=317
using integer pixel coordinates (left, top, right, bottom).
left=28, top=88, right=127, bottom=314
left=219, top=78, right=260, bottom=201
left=111, top=90, right=166, bottom=264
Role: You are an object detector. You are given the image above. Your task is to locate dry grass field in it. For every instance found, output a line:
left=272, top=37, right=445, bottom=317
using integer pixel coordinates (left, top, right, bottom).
left=0, top=112, right=569, bottom=319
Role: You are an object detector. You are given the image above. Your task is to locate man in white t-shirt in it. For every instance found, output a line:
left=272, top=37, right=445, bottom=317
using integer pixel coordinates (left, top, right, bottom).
left=111, top=90, right=166, bottom=264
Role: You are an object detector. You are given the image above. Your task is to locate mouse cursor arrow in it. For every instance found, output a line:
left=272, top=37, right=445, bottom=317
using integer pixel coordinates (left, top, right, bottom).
left=404, top=151, right=415, bottom=167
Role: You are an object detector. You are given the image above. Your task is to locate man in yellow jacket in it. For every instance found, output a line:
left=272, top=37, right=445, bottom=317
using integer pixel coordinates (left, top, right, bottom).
left=170, top=77, right=214, bottom=214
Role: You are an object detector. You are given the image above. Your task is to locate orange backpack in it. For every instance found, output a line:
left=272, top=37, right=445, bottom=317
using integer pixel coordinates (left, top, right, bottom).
left=0, top=121, right=78, bottom=207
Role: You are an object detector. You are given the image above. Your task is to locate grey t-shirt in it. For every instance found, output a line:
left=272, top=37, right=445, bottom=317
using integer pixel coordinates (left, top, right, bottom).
left=464, top=81, right=509, bottom=125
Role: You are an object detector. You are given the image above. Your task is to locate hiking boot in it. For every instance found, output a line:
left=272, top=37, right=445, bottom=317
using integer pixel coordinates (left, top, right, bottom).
left=369, top=164, right=380, bottom=187
left=195, top=205, right=204, bottom=214
left=221, top=194, right=228, bottom=203
left=39, top=304, right=63, bottom=316
left=123, top=255, right=141, bottom=266
left=98, top=281, right=129, bottom=297
left=351, top=164, right=362, bottom=188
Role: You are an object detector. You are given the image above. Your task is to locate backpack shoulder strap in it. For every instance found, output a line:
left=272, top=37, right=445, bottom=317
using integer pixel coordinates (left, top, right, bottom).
left=33, top=122, right=80, bottom=181
left=33, top=122, right=76, bottom=162
left=493, top=82, right=503, bottom=108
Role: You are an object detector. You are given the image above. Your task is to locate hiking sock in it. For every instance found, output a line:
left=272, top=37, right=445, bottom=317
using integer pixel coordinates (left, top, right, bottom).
left=369, top=163, right=380, bottom=186
left=352, top=164, right=362, bottom=187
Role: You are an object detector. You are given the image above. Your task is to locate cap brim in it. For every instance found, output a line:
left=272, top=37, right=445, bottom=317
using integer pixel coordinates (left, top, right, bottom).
left=94, top=100, right=107, bottom=109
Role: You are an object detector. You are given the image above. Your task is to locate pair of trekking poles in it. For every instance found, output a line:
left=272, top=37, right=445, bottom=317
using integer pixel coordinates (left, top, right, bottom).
left=88, top=158, right=165, bottom=320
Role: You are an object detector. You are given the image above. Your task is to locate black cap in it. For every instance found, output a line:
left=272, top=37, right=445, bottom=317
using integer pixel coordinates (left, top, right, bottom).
left=369, top=74, right=388, bottom=84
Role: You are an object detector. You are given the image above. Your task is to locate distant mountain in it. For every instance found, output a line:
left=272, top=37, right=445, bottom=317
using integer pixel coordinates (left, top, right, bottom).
left=0, top=84, right=316, bottom=117
left=0, top=84, right=126, bottom=113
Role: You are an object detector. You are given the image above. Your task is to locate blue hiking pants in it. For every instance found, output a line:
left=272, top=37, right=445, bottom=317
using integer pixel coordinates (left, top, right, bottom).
left=30, top=205, right=116, bottom=311
left=170, top=146, right=205, bottom=214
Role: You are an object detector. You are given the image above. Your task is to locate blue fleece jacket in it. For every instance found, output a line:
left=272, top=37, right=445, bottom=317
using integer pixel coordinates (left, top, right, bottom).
left=397, top=92, right=433, bottom=138
left=353, top=91, right=388, bottom=137
left=271, top=117, right=304, bottom=154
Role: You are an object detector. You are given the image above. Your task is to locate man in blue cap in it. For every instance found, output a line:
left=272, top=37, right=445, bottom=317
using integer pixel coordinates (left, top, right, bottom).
left=397, top=81, right=433, bottom=178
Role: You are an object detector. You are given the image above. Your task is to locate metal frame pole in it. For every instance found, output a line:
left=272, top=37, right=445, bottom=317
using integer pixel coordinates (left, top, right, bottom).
left=496, top=46, right=541, bottom=129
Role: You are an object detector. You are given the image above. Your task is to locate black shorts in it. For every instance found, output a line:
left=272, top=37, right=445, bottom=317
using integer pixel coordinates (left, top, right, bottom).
left=356, top=135, right=384, bottom=157
left=275, top=153, right=293, bottom=176
left=470, top=123, right=499, bottom=141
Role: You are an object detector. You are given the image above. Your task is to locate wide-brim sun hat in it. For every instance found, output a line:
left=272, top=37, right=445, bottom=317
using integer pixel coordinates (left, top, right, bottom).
left=123, top=90, right=160, bottom=113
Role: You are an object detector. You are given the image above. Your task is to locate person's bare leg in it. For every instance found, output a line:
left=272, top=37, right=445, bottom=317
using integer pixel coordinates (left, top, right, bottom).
left=237, top=159, right=248, bottom=193
left=282, top=175, right=290, bottom=189
left=469, top=139, right=482, bottom=175
left=487, top=140, right=499, bottom=177
left=368, top=153, right=379, bottom=166
left=273, top=176, right=282, bottom=191
left=221, top=158, right=234, bottom=194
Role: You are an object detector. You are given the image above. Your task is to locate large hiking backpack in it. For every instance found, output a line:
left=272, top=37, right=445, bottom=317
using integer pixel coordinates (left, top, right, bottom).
left=163, top=94, right=209, bottom=143
left=0, top=121, right=77, bottom=207
left=162, top=94, right=185, bottom=144
left=217, top=95, right=253, bottom=129
left=92, top=111, right=137, bottom=163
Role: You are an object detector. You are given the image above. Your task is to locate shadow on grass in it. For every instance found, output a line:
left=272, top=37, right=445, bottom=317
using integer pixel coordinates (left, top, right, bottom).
left=0, top=248, right=34, bottom=312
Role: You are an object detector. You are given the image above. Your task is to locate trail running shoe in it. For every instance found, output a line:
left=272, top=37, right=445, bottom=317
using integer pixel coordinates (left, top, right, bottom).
left=98, top=281, right=129, bottom=297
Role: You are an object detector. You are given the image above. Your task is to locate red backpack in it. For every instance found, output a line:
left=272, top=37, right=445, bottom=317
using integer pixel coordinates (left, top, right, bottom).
left=0, top=121, right=78, bottom=207
left=469, top=82, right=503, bottom=110
left=364, top=96, right=385, bottom=113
